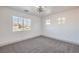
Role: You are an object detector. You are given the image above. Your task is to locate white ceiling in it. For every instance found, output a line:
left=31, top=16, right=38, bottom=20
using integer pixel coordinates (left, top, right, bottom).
left=8, top=6, right=78, bottom=17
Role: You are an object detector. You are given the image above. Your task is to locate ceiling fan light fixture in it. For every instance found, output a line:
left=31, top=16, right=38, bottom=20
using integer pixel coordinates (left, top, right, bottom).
left=35, top=6, right=45, bottom=13
left=38, top=6, right=44, bottom=12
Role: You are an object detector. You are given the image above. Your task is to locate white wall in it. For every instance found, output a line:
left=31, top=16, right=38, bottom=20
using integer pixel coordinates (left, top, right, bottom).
left=0, top=7, right=41, bottom=47
left=42, top=8, right=79, bottom=45
left=0, top=7, right=79, bottom=47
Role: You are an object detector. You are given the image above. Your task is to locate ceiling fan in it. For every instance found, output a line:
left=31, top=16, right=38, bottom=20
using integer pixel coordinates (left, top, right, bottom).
left=24, top=6, right=48, bottom=16
left=24, top=6, right=46, bottom=13
left=35, top=6, right=47, bottom=13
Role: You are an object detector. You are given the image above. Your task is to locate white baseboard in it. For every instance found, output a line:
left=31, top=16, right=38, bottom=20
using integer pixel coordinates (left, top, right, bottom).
left=42, top=35, right=79, bottom=46
left=0, top=35, right=79, bottom=47
left=0, top=35, right=41, bottom=47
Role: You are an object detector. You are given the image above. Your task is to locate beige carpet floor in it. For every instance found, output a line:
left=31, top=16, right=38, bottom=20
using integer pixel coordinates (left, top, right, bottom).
left=0, top=36, right=79, bottom=53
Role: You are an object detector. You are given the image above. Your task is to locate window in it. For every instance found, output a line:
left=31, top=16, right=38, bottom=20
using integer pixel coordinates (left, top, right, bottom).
left=12, top=16, right=31, bottom=32
left=57, top=17, right=66, bottom=24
